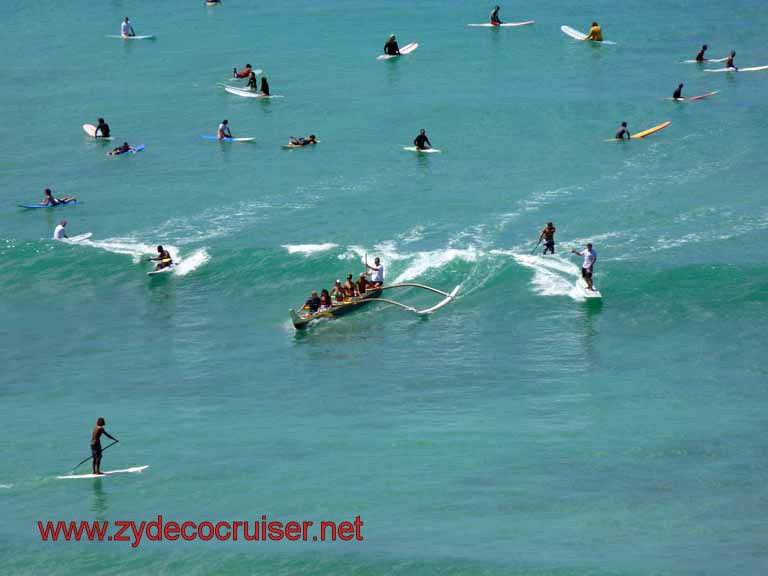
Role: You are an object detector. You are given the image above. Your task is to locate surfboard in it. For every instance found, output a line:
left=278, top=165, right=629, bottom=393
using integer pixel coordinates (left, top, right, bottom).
left=282, top=142, right=320, bottom=149
left=57, top=465, right=149, bottom=479
left=403, top=146, right=441, bottom=153
left=148, top=264, right=174, bottom=276
left=664, top=91, right=719, bottom=102
left=107, top=35, right=155, bottom=40
left=679, top=57, right=728, bottom=64
left=19, top=201, right=79, bottom=209
left=578, top=278, right=602, bottom=299
left=82, top=124, right=114, bottom=140
left=705, top=65, right=768, bottom=73
left=63, top=233, right=93, bottom=243
left=108, top=144, right=145, bottom=156
left=223, top=86, right=282, bottom=98
left=560, top=25, right=616, bottom=45
left=467, top=21, right=535, bottom=27
left=200, top=135, right=255, bottom=142
left=377, top=42, right=419, bottom=60
left=631, top=121, right=671, bottom=139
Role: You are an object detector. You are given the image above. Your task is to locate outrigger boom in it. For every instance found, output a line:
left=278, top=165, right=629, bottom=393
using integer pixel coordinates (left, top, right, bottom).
left=289, top=283, right=461, bottom=330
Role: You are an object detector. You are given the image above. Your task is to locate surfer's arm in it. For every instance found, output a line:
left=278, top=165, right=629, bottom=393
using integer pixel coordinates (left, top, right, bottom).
left=104, top=431, right=118, bottom=441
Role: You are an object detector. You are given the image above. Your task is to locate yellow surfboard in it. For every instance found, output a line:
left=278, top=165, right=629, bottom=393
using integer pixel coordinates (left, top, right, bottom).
left=631, top=121, right=671, bottom=139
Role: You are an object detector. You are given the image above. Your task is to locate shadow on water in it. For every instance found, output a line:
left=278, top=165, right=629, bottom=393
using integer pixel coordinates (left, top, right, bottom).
left=577, top=299, right=603, bottom=366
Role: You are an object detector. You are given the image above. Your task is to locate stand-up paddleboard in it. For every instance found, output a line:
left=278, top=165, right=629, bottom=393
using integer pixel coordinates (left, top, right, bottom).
left=377, top=42, right=419, bottom=60
left=679, top=57, right=727, bottom=64
left=561, top=25, right=616, bottom=45
left=19, top=201, right=79, bottom=209
left=107, top=34, right=155, bottom=40
left=403, top=146, right=441, bottom=154
left=467, top=21, right=535, bottom=27
left=223, top=86, right=282, bottom=99
left=148, top=264, right=174, bottom=276
left=200, top=135, right=255, bottom=142
left=63, top=233, right=93, bottom=243
left=705, top=65, right=768, bottom=73
left=664, top=90, right=719, bottom=102
left=82, top=124, right=114, bottom=140
left=578, top=278, right=602, bottom=299
left=57, top=465, right=149, bottom=479
left=108, top=144, right=145, bottom=156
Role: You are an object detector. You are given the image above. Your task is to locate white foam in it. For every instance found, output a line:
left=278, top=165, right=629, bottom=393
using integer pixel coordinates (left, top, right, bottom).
left=393, top=247, right=480, bottom=283
left=513, top=253, right=585, bottom=299
left=85, top=238, right=179, bottom=264
left=173, top=249, right=210, bottom=276
left=0, top=484, right=12, bottom=489
left=283, top=243, right=338, bottom=255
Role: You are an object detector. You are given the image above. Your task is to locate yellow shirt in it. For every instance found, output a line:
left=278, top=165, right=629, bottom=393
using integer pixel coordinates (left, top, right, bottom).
left=586, top=25, right=602, bottom=41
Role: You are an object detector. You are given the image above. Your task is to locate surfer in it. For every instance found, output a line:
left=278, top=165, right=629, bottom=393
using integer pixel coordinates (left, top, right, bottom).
left=246, top=71, right=258, bottom=90
left=615, top=122, right=630, bottom=140
left=217, top=120, right=232, bottom=140
left=673, top=83, right=684, bottom=99
left=52, top=219, right=69, bottom=240
left=303, top=291, right=321, bottom=313
left=108, top=142, right=135, bottom=155
left=148, top=245, right=173, bottom=271
left=538, top=222, right=556, bottom=255
left=233, top=64, right=252, bottom=79
left=260, top=77, right=270, bottom=96
left=41, top=188, right=76, bottom=207
left=414, top=129, right=432, bottom=150
left=384, top=35, right=400, bottom=56
left=725, top=50, right=737, bottom=70
left=95, top=118, right=110, bottom=138
left=90, top=417, right=118, bottom=475
left=289, top=134, right=318, bottom=146
left=695, top=45, right=708, bottom=62
left=365, top=257, right=385, bottom=288
left=585, top=21, right=602, bottom=42
left=490, top=5, right=502, bottom=25
left=121, top=16, right=136, bottom=38
left=571, top=243, right=597, bottom=291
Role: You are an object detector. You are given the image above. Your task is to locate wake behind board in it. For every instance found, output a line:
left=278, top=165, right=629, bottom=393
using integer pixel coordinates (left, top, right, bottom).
left=467, top=21, right=535, bottom=27
left=377, top=42, right=419, bottom=60
left=560, top=25, right=616, bottom=45
left=705, top=65, right=768, bottom=73
left=403, top=146, right=441, bottom=153
left=200, top=135, right=255, bottom=142
left=19, top=201, right=79, bottom=209
left=578, top=278, right=602, bottom=299
left=82, top=124, right=114, bottom=140
left=107, top=35, right=155, bottom=40
left=57, top=465, right=149, bottom=479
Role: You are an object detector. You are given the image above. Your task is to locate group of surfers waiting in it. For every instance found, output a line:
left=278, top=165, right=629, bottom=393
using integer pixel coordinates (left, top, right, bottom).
left=232, top=64, right=271, bottom=95
left=536, top=222, right=598, bottom=291
left=302, top=258, right=385, bottom=314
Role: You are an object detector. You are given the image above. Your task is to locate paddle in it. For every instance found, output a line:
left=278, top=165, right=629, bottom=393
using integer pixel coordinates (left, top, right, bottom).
left=530, top=238, right=542, bottom=255
left=71, top=440, right=119, bottom=471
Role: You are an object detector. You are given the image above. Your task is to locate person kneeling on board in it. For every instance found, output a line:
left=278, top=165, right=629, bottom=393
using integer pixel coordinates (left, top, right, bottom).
left=91, top=417, right=119, bottom=475
left=673, top=83, right=684, bottom=99
left=490, top=5, right=502, bottom=25
left=414, top=128, right=432, bottom=150
left=217, top=119, right=233, bottom=140
left=615, top=122, right=630, bottom=140
left=585, top=21, right=602, bottom=42
left=384, top=34, right=400, bottom=56
left=148, top=245, right=173, bottom=271
left=233, top=63, right=253, bottom=79
left=571, top=243, right=597, bottom=291
left=42, top=188, right=76, bottom=206
left=108, top=142, right=136, bottom=155
left=365, top=257, right=385, bottom=288
left=538, top=222, right=556, bottom=255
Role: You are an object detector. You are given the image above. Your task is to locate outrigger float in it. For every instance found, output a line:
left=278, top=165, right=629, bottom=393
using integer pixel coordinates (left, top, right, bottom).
left=289, top=283, right=461, bottom=330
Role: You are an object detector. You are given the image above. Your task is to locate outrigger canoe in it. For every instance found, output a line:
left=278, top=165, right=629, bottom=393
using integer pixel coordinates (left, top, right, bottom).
left=289, top=283, right=461, bottom=330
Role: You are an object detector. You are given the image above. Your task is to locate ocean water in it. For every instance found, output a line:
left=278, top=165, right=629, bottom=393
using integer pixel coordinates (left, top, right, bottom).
left=2, top=0, right=767, bottom=574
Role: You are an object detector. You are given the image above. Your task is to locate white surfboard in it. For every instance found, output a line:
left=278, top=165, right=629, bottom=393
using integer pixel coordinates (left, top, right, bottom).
left=578, top=278, right=602, bottom=299
left=467, top=21, right=534, bottom=27
left=403, top=146, right=441, bottom=154
left=705, top=65, right=768, bottom=73
left=561, top=25, right=616, bottom=45
left=82, top=123, right=114, bottom=140
left=679, top=57, right=727, bottom=64
left=57, top=465, right=149, bottom=479
left=63, top=233, right=93, bottom=243
left=107, top=35, right=155, bottom=40
left=223, top=85, right=282, bottom=98
left=148, top=264, right=174, bottom=276
left=377, top=42, right=419, bottom=60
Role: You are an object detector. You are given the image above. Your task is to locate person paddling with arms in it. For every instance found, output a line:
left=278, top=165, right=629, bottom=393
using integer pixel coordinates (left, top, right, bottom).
left=91, top=417, right=118, bottom=475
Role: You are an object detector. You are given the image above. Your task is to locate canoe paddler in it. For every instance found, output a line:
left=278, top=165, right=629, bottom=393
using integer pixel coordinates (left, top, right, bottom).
left=384, top=34, right=400, bottom=56
left=42, top=188, right=76, bottom=207
left=233, top=64, right=252, bottom=79
left=538, top=221, right=556, bottom=255
left=490, top=5, right=502, bottom=25
left=584, top=21, right=602, bottom=42
left=615, top=122, right=630, bottom=140
left=356, top=273, right=369, bottom=295
left=217, top=119, right=232, bottom=140
left=695, top=44, right=708, bottom=62
left=366, top=257, right=385, bottom=287
left=571, top=243, right=597, bottom=291
left=303, top=291, right=321, bottom=314
left=414, top=128, right=432, bottom=150
left=673, top=83, right=684, bottom=99
left=331, top=279, right=345, bottom=302
left=725, top=50, right=737, bottom=70
left=121, top=16, right=136, bottom=38
left=91, top=417, right=118, bottom=475
left=343, top=274, right=357, bottom=297
left=148, top=245, right=173, bottom=271
left=52, top=219, right=68, bottom=240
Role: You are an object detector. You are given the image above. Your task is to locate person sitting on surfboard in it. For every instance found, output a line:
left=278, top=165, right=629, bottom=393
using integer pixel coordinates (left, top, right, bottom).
left=41, top=188, right=76, bottom=207
left=615, top=122, right=630, bottom=140
left=95, top=118, right=110, bottom=138
left=490, top=5, right=502, bottom=25
left=233, top=64, right=252, bottom=79
left=91, top=417, right=118, bottom=475
left=217, top=120, right=232, bottom=140
left=121, top=17, right=136, bottom=38
left=108, top=142, right=135, bottom=155
left=673, top=83, right=684, bottom=99
left=384, top=35, right=400, bottom=56
left=538, top=222, right=556, bottom=255
left=585, top=21, right=602, bottom=42
left=259, top=77, right=270, bottom=96
left=246, top=71, right=258, bottom=90
left=571, top=243, right=597, bottom=291
left=149, top=245, right=173, bottom=271
left=414, top=129, right=432, bottom=150
left=52, top=219, right=68, bottom=240
left=695, top=45, right=708, bottom=62
left=725, top=50, right=737, bottom=70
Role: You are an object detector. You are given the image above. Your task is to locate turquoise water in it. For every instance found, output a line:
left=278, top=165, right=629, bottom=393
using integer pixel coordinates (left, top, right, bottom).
left=2, top=0, right=768, bottom=574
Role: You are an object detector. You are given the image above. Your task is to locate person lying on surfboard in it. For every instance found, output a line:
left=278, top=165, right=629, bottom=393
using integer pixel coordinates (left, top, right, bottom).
left=95, top=118, right=110, bottom=138
left=695, top=45, right=708, bottom=62
left=571, top=243, right=597, bottom=291
left=414, top=129, right=432, bottom=150
left=108, top=142, right=136, bottom=155
left=260, top=77, right=270, bottom=96
left=673, top=83, right=684, bottom=100
left=289, top=134, right=318, bottom=146
left=233, top=64, right=252, bottom=79
left=41, top=188, right=76, bottom=207
left=246, top=71, right=258, bottom=90
left=490, top=5, right=502, bottom=25
left=217, top=120, right=233, bottom=140
left=615, top=122, right=630, bottom=140
left=725, top=50, right=737, bottom=70
left=91, top=417, right=118, bottom=475
left=121, top=17, right=136, bottom=38
left=585, top=21, right=602, bottom=42
left=538, top=222, right=556, bottom=255
left=148, top=245, right=173, bottom=271
left=384, top=35, right=400, bottom=56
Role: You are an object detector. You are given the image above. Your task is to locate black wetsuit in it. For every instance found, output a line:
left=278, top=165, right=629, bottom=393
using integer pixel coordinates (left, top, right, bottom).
left=695, top=49, right=706, bottom=62
left=673, top=86, right=683, bottom=99
left=615, top=126, right=630, bottom=140
left=384, top=40, right=400, bottom=55
left=414, top=134, right=431, bottom=149
left=96, top=122, right=110, bottom=138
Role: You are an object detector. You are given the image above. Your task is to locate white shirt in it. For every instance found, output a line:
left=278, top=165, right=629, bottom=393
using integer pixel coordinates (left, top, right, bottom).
left=369, top=263, right=384, bottom=283
left=218, top=123, right=230, bottom=137
left=121, top=21, right=134, bottom=36
left=52, top=224, right=66, bottom=240
left=579, top=249, right=596, bottom=269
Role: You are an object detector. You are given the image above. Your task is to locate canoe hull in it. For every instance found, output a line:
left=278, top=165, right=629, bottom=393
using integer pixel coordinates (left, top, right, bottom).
left=289, top=289, right=382, bottom=329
